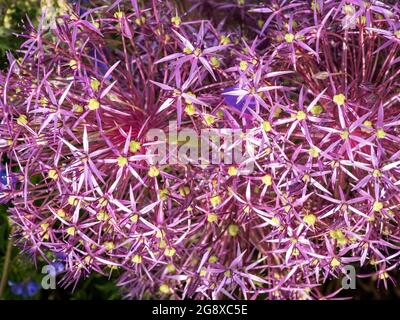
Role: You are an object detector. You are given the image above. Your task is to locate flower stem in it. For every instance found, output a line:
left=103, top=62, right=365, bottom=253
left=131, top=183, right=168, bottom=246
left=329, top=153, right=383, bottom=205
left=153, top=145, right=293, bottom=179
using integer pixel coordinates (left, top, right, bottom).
left=0, top=235, right=13, bottom=299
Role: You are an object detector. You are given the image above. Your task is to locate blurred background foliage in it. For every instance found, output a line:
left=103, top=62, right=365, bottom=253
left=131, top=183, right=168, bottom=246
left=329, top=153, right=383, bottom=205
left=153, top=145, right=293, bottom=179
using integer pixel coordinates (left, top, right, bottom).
left=0, top=0, right=121, bottom=300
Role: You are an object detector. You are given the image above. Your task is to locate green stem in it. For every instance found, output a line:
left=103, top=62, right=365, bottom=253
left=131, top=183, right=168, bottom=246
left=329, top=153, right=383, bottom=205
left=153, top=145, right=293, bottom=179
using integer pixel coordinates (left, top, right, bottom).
left=0, top=235, right=13, bottom=299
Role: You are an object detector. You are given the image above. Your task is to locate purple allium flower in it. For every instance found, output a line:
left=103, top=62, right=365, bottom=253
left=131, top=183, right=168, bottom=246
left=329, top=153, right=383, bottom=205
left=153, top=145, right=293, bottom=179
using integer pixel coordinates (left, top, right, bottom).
left=1, top=0, right=400, bottom=300
left=51, top=261, right=66, bottom=275
left=8, top=280, right=41, bottom=298
left=25, top=280, right=41, bottom=297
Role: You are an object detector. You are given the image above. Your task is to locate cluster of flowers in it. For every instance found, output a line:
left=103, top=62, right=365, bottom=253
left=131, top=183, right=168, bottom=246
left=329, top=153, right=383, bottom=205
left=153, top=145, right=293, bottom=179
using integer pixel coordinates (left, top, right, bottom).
left=8, top=280, right=41, bottom=298
left=1, top=0, right=400, bottom=299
